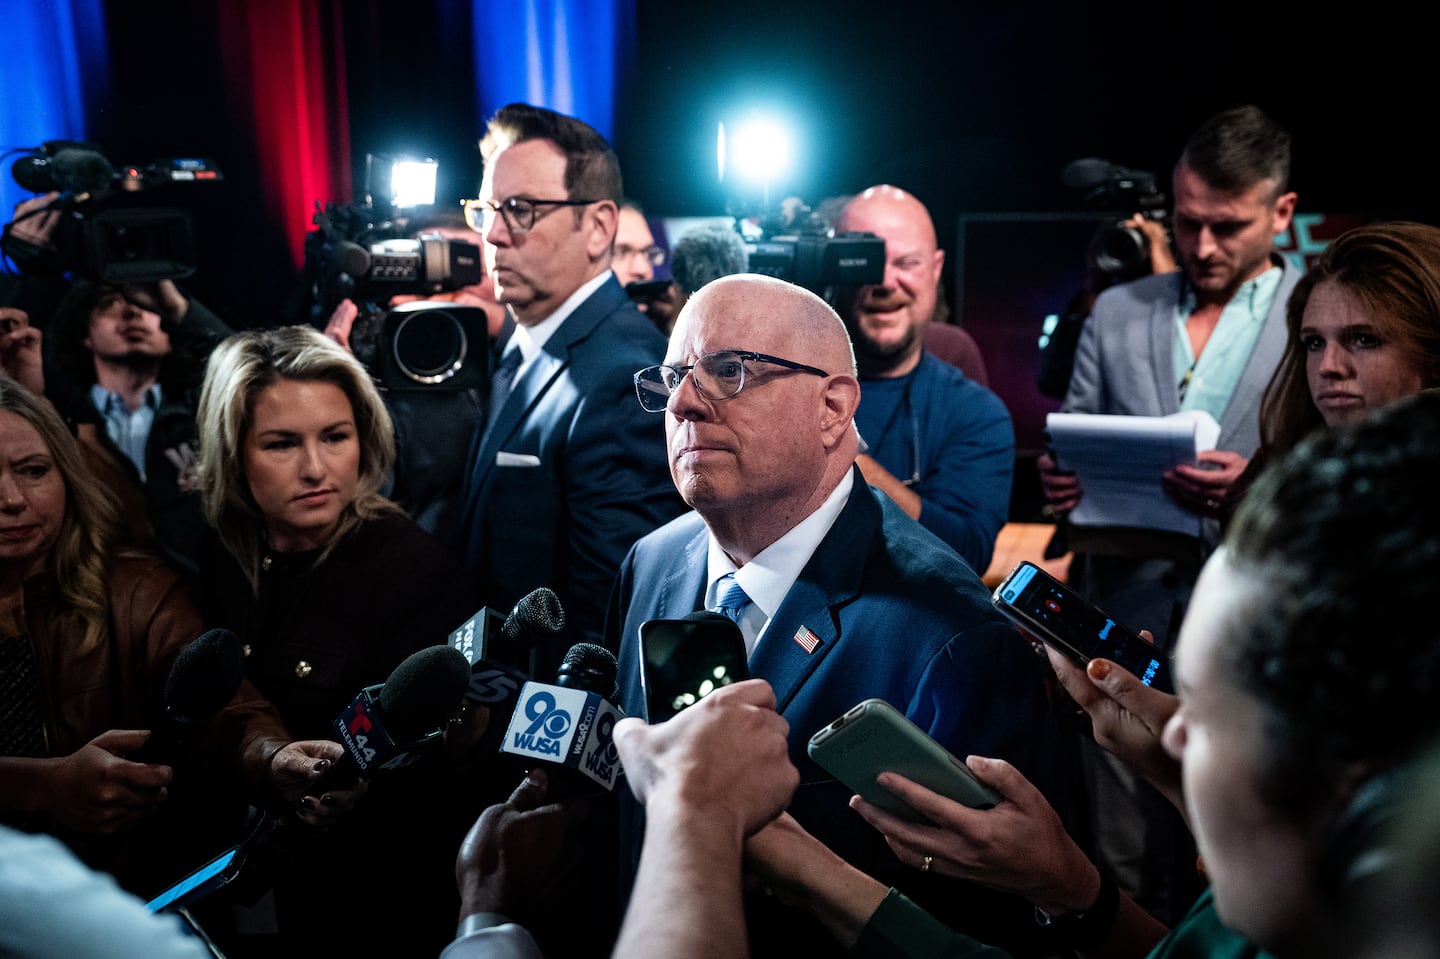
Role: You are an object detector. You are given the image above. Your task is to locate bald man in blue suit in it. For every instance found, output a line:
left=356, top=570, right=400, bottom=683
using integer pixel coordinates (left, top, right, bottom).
left=608, top=274, right=1072, bottom=958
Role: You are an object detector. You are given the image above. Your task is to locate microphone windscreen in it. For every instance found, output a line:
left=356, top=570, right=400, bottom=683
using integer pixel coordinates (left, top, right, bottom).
left=556, top=642, right=618, bottom=701
left=164, top=629, right=247, bottom=721
left=1061, top=157, right=1116, bottom=192
left=502, top=587, right=566, bottom=646
left=329, top=239, right=372, bottom=278
left=376, top=645, right=471, bottom=741
left=51, top=148, right=115, bottom=195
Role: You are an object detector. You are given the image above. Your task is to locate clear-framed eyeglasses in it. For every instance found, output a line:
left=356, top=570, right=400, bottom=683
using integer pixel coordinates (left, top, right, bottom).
left=615, top=243, right=667, bottom=268
left=633, top=350, right=829, bottom=412
left=461, top=195, right=600, bottom=234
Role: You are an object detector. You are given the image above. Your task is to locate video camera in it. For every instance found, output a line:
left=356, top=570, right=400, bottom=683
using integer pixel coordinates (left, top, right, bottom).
left=735, top=198, right=885, bottom=296
left=304, top=154, right=488, bottom=391
left=1062, top=157, right=1170, bottom=286
left=2, top=140, right=222, bottom=283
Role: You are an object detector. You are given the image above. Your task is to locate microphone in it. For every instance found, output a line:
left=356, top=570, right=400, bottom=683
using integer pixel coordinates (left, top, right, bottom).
left=12, top=146, right=116, bottom=197
left=449, top=587, right=566, bottom=706
left=306, top=644, right=471, bottom=797
left=500, top=643, right=624, bottom=793
left=1061, top=157, right=1119, bottom=193
left=134, top=628, right=247, bottom=766
left=670, top=223, right=749, bottom=297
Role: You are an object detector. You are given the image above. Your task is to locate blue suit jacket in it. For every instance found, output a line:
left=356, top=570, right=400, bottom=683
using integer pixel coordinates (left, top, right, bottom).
left=461, top=276, right=683, bottom=668
left=609, top=472, right=1071, bottom=955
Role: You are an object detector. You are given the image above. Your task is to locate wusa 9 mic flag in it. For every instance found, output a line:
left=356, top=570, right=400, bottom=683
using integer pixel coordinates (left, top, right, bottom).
left=501, top=682, right=623, bottom=790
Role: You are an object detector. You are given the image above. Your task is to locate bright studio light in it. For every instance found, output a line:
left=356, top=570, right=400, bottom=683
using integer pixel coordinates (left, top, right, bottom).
left=727, top=114, right=793, bottom=187
left=389, top=158, right=438, bottom=208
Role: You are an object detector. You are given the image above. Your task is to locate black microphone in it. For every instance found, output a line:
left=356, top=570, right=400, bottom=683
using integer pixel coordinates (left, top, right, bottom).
left=500, top=643, right=624, bottom=793
left=449, top=587, right=566, bottom=707
left=306, top=644, right=471, bottom=798
left=1061, top=157, right=1119, bottom=193
left=12, top=147, right=116, bottom=197
left=670, top=223, right=749, bottom=296
left=134, top=628, right=247, bottom=766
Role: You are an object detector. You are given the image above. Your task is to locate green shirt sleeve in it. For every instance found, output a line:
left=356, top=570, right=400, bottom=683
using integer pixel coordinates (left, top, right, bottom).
left=852, top=889, right=1017, bottom=959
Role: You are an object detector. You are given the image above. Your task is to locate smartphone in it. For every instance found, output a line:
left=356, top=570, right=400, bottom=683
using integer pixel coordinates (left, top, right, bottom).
left=992, top=560, right=1173, bottom=693
left=807, top=698, right=1001, bottom=820
left=145, top=845, right=243, bottom=912
left=638, top=613, right=748, bottom=722
left=625, top=278, right=673, bottom=303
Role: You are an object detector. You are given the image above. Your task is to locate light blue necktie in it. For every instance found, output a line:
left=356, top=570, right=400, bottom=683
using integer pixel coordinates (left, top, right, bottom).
left=712, top=573, right=752, bottom=624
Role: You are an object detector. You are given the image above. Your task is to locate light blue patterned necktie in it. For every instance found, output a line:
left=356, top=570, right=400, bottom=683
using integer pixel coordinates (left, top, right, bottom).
left=712, top=573, right=751, bottom=624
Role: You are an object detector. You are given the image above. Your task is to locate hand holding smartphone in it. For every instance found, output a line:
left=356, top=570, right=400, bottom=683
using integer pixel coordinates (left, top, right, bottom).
left=992, top=561, right=1173, bottom=693
left=807, top=699, right=1000, bottom=821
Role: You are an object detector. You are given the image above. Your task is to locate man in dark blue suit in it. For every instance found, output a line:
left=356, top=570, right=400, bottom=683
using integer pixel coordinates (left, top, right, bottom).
left=609, top=274, right=1072, bottom=956
left=459, top=103, right=682, bottom=671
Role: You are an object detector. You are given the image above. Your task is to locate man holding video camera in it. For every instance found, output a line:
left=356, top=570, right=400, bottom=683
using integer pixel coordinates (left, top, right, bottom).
left=832, top=185, right=1014, bottom=575
left=1036, top=103, right=1301, bottom=924
left=459, top=103, right=682, bottom=673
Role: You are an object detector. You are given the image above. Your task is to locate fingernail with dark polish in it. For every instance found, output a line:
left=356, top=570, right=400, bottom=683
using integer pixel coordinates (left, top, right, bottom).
left=321, top=795, right=336, bottom=806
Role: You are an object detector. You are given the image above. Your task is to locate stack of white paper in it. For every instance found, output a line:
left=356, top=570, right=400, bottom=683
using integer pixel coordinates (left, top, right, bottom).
left=1046, top=410, right=1221, bottom=537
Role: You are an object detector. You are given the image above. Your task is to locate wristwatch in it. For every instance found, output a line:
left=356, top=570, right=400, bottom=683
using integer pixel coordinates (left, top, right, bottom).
left=1032, top=874, right=1121, bottom=948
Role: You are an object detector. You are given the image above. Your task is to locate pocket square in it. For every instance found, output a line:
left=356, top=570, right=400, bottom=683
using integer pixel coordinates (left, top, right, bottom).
left=495, top=451, right=542, bottom=467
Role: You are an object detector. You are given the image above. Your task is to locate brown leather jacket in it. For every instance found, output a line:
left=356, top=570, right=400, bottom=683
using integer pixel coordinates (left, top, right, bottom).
left=26, top=551, right=289, bottom=789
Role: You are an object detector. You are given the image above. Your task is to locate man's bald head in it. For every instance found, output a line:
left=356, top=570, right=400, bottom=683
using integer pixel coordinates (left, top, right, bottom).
left=833, top=185, right=945, bottom=377
left=676, top=274, right=856, bottom=377
left=663, top=274, right=861, bottom=562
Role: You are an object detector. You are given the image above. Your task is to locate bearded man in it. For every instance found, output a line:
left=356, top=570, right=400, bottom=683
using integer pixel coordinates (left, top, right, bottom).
left=832, top=185, right=1014, bottom=573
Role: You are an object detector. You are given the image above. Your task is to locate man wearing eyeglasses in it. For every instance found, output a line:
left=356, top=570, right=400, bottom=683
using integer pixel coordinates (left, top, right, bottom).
left=832, top=185, right=1014, bottom=575
left=458, top=103, right=682, bottom=674
left=611, top=274, right=1069, bottom=958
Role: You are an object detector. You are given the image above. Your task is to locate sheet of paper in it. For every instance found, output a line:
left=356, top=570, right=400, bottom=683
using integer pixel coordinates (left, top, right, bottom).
left=1046, top=410, right=1221, bottom=537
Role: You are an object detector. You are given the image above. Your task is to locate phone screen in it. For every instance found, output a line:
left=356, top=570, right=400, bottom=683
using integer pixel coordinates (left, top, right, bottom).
left=639, top=616, right=748, bottom=722
left=145, top=846, right=239, bottom=912
left=996, top=562, right=1172, bottom=692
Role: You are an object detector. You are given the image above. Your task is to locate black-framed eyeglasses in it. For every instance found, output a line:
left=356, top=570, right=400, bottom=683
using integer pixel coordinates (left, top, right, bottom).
left=633, top=350, right=829, bottom=412
left=615, top=243, right=666, bottom=267
left=461, top=195, right=600, bottom=234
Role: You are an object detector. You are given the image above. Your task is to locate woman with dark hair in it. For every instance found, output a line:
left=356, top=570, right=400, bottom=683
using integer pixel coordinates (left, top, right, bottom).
left=195, top=325, right=485, bottom=954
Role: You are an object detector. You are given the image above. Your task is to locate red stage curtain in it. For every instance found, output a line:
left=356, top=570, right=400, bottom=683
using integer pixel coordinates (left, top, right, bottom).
left=217, top=0, right=350, bottom=270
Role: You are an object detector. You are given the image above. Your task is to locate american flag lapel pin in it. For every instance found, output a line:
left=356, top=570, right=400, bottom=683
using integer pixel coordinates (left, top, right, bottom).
left=793, top=624, right=821, bottom=654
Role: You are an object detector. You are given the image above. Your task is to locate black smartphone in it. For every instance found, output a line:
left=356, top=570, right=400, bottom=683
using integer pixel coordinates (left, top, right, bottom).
left=638, top=613, right=748, bottom=722
left=808, top=698, right=1001, bottom=820
left=625, top=278, right=673, bottom=303
left=992, top=560, right=1173, bottom=692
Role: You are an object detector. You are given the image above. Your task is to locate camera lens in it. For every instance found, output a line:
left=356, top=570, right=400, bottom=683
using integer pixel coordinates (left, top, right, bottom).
left=391, top=309, right=468, bottom=384
left=1091, top=222, right=1149, bottom=282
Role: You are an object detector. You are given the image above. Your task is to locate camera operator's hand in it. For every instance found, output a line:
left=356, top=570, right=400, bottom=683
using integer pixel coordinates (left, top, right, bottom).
left=1124, top=214, right=1178, bottom=275
left=323, top=298, right=359, bottom=354
left=1036, top=451, right=1083, bottom=514
left=123, top=281, right=189, bottom=326
left=6, top=192, right=63, bottom=251
left=0, top=307, right=45, bottom=395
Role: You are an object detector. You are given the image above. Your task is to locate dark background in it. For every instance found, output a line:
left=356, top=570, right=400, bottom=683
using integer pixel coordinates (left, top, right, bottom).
left=57, top=0, right=1433, bottom=458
